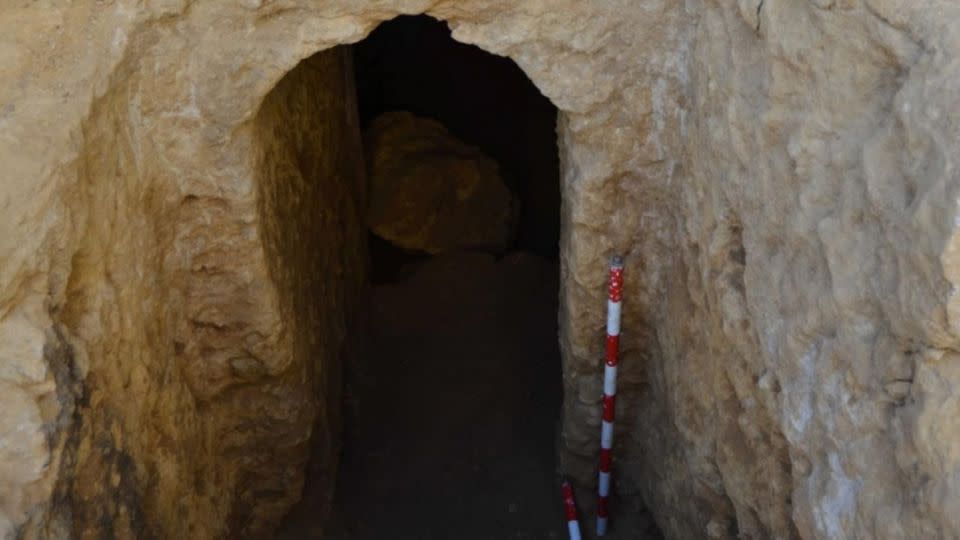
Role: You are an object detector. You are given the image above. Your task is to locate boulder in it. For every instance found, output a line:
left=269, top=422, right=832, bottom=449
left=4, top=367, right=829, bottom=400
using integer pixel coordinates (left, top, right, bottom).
left=365, top=111, right=515, bottom=253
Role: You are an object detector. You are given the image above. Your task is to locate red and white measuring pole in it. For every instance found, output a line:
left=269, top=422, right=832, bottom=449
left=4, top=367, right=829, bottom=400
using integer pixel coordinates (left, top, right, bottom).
left=561, top=480, right=583, bottom=540
left=597, top=255, right=624, bottom=536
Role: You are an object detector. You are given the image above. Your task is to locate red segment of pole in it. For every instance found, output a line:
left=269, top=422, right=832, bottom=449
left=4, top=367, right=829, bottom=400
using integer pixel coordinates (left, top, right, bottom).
left=561, top=480, right=583, bottom=540
left=597, top=496, right=610, bottom=518
left=602, top=395, right=616, bottom=422
left=605, top=335, right=619, bottom=365
left=562, top=481, right=578, bottom=521
left=599, top=448, right=613, bottom=471
left=608, top=266, right=623, bottom=301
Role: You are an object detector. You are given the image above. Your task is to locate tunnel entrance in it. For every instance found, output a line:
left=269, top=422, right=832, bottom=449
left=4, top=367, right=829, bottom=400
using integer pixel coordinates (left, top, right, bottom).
left=17, top=4, right=678, bottom=539
left=278, top=15, right=565, bottom=539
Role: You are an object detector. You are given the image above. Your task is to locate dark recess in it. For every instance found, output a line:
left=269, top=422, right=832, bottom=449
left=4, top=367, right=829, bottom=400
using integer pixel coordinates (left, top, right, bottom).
left=353, top=14, right=561, bottom=278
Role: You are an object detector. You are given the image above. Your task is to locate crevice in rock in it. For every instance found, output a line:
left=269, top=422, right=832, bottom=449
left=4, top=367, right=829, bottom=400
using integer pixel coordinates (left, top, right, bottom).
left=26, top=328, right=84, bottom=539
left=755, top=0, right=764, bottom=33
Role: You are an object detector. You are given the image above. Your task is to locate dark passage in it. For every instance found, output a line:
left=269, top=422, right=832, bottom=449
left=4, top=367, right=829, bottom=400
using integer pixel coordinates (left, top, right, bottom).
left=336, top=252, right=562, bottom=539
left=356, top=14, right=562, bottom=274
left=282, top=15, right=567, bottom=539
left=340, top=16, right=564, bottom=538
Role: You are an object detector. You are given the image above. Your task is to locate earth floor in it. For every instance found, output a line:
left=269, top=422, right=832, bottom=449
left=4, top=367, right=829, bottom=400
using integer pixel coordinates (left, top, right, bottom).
left=279, top=250, right=660, bottom=539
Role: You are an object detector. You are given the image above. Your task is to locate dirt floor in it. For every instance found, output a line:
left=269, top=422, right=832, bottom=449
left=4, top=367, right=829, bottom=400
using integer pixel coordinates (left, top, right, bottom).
left=279, top=250, right=660, bottom=539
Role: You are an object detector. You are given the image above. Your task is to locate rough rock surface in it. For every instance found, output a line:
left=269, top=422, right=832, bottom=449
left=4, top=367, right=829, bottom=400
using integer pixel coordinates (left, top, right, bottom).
left=1, top=40, right=366, bottom=538
left=365, top=111, right=515, bottom=254
left=637, top=3, right=960, bottom=539
left=1, top=1, right=960, bottom=539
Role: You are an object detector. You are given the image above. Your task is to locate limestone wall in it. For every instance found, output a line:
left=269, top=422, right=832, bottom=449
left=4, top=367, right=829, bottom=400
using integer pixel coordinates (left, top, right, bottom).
left=0, top=22, right=366, bottom=537
left=240, top=47, right=368, bottom=535
left=2, top=1, right=960, bottom=539
left=631, top=2, right=960, bottom=538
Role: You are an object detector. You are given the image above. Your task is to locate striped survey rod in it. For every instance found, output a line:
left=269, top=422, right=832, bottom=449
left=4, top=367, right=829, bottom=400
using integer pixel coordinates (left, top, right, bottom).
left=597, top=255, right=624, bottom=536
left=561, top=480, right=583, bottom=540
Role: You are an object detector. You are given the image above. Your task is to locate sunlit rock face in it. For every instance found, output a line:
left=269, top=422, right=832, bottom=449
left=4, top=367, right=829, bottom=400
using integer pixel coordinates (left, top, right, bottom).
left=1, top=40, right=367, bottom=539
left=2, top=1, right=960, bottom=539
left=365, top=111, right=515, bottom=254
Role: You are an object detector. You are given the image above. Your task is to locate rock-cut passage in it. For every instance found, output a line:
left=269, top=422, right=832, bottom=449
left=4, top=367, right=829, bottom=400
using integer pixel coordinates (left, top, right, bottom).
left=279, top=15, right=573, bottom=539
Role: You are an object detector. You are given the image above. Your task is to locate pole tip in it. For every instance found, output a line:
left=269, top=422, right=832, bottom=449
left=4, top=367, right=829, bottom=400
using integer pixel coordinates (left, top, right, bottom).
left=610, top=255, right=624, bottom=267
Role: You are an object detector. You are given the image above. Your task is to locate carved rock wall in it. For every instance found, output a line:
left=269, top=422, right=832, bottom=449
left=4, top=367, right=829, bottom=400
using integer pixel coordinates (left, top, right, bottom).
left=3, top=35, right=366, bottom=538
left=635, top=2, right=960, bottom=538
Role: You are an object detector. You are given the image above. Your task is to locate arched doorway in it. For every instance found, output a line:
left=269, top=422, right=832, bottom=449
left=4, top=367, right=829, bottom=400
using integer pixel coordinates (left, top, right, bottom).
left=274, top=15, right=566, bottom=538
